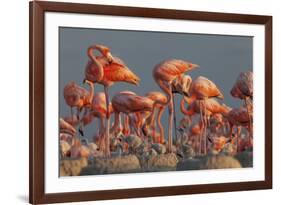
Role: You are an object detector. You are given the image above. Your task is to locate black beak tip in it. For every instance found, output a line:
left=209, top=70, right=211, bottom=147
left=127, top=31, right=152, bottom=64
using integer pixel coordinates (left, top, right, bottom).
left=184, top=92, right=190, bottom=97
left=79, top=129, right=84, bottom=136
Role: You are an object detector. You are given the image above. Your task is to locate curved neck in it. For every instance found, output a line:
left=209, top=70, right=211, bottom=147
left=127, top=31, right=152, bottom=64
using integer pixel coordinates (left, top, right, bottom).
left=180, top=97, right=194, bottom=116
left=183, top=95, right=196, bottom=105
left=157, top=108, right=165, bottom=143
left=87, top=46, right=104, bottom=81
left=86, top=81, right=94, bottom=104
left=147, top=79, right=171, bottom=124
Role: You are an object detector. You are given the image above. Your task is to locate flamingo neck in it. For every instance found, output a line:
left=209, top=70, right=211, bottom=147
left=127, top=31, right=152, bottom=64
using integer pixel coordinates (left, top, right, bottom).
left=180, top=97, right=194, bottom=116
left=87, top=46, right=104, bottom=81
left=146, top=79, right=173, bottom=127
left=86, top=81, right=94, bottom=104
left=184, top=95, right=196, bottom=105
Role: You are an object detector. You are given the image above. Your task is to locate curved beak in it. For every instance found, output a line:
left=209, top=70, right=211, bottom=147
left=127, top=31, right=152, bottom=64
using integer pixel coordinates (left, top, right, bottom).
left=83, top=79, right=86, bottom=84
left=106, top=52, right=114, bottom=63
left=190, top=63, right=199, bottom=70
left=183, top=91, right=190, bottom=97
left=134, top=80, right=140, bottom=86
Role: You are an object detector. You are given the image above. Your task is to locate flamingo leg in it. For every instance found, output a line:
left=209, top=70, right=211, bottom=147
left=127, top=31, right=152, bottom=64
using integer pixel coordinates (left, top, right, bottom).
left=236, top=126, right=241, bottom=153
left=98, top=117, right=106, bottom=154
left=199, top=102, right=204, bottom=155
left=197, top=135, right=200, bottom=155
left=204, top=102, right=207, bottom=155
left=229, top=124, right=234, bottom=140
left=78, top=108, right=88, bottom=137
left=70, top=107, right=73, bottom=122
left=172, top=93, right=178, bottom=143
left=104, top=86, right=111, bottom=157
left=167, top=86, right=174, bottom=153
left=152, top=114, right=156, bottom=142
left=148, top=110, right=156, bottom=141
left=157, top=107, right=165, bottom=144
left=244, top=98, right=253, bottom=144
left=76, top=108, right=82, bottom=137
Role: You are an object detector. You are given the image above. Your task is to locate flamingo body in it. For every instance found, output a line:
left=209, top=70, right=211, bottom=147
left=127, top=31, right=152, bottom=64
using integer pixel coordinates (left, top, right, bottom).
left=189, top=76, right=224, bottom=100
left=231, top=71, right=253, bottom=100
left=63, top=81, right=91, bottom=109
left=85, top=56, right=140, bottom=87
left=153, top=59, right=197, bottom=82
left=112, top=91, right=154, bottom=114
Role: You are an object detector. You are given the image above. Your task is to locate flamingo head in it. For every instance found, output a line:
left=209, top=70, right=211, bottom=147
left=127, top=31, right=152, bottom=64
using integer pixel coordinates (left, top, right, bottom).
left=94, top=44, right=113, bottom=62
left=126, top=71, right=140, bottom=86
left=172, top=74, right=192, bottom=96
left=188, top=63, right=199, bottom=71
left=83, top=79, right=93, bottom=85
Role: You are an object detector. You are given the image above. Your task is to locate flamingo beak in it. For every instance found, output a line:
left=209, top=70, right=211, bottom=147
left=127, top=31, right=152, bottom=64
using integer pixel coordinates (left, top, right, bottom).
left=135, top=80, right=140, bottom=86
left=132, top=77, right=140, bottom=86
left=183, top=91, right=190, bottom=97
left=106, top=52, right=113, bottom=63
left=190, top=63, right=199, bottom=69
left=83, top=79, right=86, bottom=84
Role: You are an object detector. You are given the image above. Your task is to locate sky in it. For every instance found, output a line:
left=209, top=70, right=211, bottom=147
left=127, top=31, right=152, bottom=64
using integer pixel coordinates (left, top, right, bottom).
left=59, top=27, right=253, bottom=140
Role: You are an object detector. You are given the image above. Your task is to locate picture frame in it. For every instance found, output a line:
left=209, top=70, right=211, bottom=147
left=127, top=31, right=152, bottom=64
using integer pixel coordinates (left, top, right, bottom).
left=29, top=1, right=272, bottom=204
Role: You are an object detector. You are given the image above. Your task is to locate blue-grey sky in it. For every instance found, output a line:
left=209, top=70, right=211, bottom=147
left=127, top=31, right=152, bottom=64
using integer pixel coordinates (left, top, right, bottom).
left=59, top=27, right=253, bottom=140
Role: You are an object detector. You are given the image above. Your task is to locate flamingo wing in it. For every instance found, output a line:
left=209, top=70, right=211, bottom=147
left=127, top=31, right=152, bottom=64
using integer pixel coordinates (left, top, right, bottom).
left=237, top=71, right=253, bottom=98
left=191, top=76, right=224, bottom=99
left=154, top=59, right=198, bottom=82
left=63, top=82, right=88, bottom=106
left=229, top=108, right=251, bottom=124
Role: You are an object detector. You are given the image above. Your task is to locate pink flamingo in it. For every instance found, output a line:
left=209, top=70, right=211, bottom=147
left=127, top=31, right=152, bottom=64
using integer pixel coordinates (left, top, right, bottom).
left=145, top=59, right=198, bottom=152
left=171, top=74, right=193, bottom=139
left=111, top=91, right=154, bottom=138
left=145, top=91, right=167, bottom=143
left=89, top=92, right=113, bottom=152
left=85, top=44, right=140, bottom=156
left=231, top=71, right=253, bottom=137
left=188, top=119, right=204, bottom=154
left=182, top=76, right=224, bottom=154
left=181, top=98, right=229, bottom=154
left=59, top=118, right=76, bottom=136
left=63, top=80, right=94, bottom=135
left=226, top=105, right=253, bottom=151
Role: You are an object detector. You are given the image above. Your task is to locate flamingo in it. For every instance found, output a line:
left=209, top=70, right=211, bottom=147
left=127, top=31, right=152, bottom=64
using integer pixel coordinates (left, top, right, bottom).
left=188, top=119, right=204, bottom=154
left=230, top=71, right=253, bottom=138
left=181, top=98, right=229, bottom=154
left=182, top=76, right=224, bottom=154
left=89, top=92, right=113, bottom=152
left=111, top=91, right=154, bottom=139
left=63, top=80, right=94, bottom=136
left=59, top=118, right=76, bottom=136
left=171, top=74, right=193, bottom=140
left=145, top=91, right=167, bottom=143
left=145, top=59, right=198, bottom=152
left=225, top=105, right=253, bottom=151
left=84, top=44, right=140, bottom=156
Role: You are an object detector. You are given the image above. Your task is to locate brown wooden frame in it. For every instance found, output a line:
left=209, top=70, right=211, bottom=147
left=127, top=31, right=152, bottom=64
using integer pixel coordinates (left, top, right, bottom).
left=29, top=1, right=272, bottom=204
